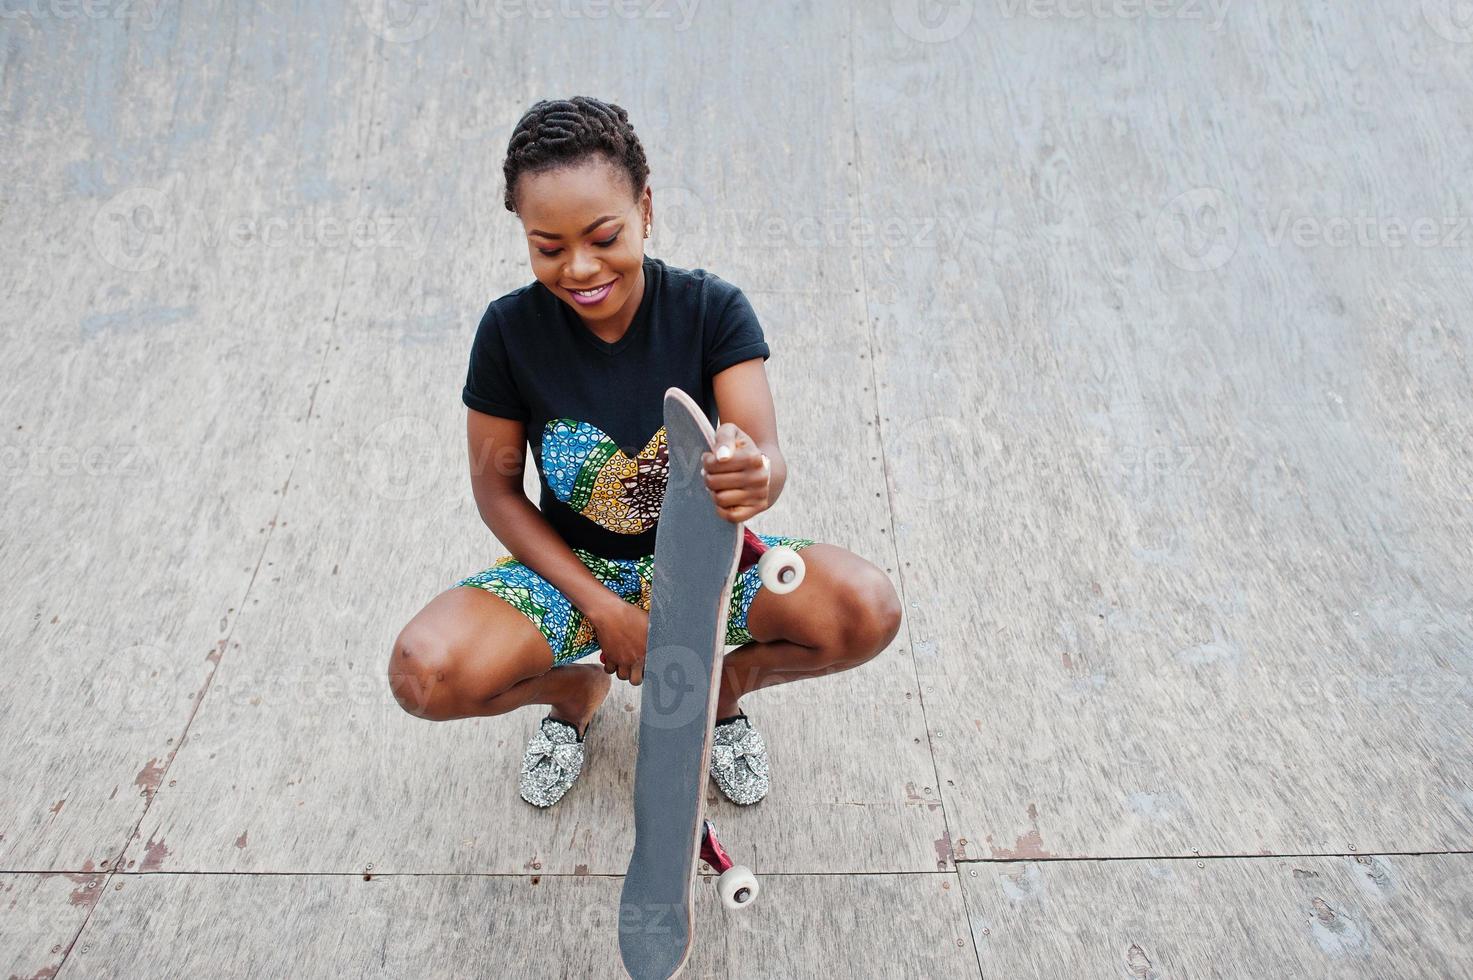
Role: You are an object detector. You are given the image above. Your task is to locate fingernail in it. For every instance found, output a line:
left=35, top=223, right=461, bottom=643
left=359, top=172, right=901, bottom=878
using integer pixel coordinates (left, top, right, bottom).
left=716, top=446, right=732, bottom=460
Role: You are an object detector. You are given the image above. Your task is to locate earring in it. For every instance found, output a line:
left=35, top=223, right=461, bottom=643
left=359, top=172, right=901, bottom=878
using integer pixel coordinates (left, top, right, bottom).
left=644, top=224, right=651, bottom=238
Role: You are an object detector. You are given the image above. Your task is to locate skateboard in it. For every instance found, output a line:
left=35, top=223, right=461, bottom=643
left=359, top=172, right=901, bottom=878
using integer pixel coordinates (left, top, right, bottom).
left=617, top=387, right=806, bottom=980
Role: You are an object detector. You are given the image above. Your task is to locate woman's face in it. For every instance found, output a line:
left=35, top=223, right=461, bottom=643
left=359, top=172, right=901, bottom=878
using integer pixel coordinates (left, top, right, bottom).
left=516, top=158, right=652, bottom=328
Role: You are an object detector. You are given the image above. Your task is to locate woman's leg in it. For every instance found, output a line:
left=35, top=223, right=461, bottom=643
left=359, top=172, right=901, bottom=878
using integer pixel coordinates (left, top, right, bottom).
left=715, top=541, right=903, bottom=717
left=387, top=574, right=611, bottom=738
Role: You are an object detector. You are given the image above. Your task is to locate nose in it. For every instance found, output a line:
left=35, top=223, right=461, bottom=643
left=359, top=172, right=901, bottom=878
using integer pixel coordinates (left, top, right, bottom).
left=566, top=248, right=602, bottom=282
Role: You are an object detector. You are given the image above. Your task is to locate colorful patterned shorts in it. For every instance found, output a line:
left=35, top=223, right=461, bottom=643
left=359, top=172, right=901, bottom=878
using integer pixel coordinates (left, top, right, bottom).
left=454, top=534, right=818, bottom=667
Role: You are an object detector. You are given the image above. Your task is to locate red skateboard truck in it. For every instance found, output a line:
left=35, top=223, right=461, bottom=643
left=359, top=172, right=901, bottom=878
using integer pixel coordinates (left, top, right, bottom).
left=738, top=527, right=805, bottom=592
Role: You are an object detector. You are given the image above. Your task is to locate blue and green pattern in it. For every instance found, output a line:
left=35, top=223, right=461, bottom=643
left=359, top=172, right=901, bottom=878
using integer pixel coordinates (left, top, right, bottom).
left=541, top=419, right=669, bottom=537
left=455, top=534, right=817, bottom=666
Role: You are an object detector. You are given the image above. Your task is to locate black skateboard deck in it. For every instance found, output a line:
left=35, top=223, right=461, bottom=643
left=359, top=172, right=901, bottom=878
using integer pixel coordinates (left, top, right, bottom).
left=618, top=387, right=743, bottom=980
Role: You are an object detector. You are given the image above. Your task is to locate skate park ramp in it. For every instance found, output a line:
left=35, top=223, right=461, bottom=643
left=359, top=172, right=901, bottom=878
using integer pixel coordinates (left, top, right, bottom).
left=2, top=3, right=1472, bottom=977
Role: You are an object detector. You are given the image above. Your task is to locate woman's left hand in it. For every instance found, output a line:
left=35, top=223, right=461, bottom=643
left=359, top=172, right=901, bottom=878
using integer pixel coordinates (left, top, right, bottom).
left=701, top=424, right=771, bottom=524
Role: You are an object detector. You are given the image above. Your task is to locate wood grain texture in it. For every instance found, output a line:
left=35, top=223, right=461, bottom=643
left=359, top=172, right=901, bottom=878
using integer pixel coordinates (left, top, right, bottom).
left=0, top=873, right=107, bottom=980
left=66, top=871, right=977, bottom=979
left=853, top=1, right=1473, bottom=860
left=112, top=0, right=939, bottom=884
left=2, top=0, right=1470, bottom=976
left=967, top=854, right=1473, bottom=979
left=0, top=3, right=369, bottom=872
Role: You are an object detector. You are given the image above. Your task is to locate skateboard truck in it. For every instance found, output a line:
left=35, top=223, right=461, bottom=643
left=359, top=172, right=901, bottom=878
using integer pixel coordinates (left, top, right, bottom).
left=738, top=527, right=805, bottom=593
left=699, top=818, right=760, bottom=910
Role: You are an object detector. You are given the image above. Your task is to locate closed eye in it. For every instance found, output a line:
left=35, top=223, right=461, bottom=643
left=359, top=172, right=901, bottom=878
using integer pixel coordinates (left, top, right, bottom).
left=538, top=232, right=621, bottom=257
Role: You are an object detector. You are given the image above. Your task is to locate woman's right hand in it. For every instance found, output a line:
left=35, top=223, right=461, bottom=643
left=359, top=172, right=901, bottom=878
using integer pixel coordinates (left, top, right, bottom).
left=588, top=599, right=649, bottom=686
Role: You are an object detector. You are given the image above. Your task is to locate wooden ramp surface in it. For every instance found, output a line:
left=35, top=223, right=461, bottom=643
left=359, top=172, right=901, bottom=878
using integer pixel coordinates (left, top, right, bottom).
left=1, top=2, right=1470, bottom=977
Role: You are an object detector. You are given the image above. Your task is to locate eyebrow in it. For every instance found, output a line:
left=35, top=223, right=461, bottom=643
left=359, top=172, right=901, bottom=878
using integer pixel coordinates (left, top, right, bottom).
left=527, top=215, right=621, bottom=239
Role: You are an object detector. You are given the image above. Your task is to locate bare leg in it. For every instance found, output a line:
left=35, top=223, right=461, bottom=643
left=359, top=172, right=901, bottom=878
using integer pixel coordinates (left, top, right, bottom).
left=714, top=544, right=902, bottom=718
left=482, top=663, right=610, bottom=738
left=715, top=638, right=844, bottom=718
left=389, top=586, right=611, bottom=738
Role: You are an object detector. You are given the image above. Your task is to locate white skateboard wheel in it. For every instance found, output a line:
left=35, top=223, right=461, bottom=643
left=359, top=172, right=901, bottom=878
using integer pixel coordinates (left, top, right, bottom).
left=717, top=865, right=760, bottom=909
left=756, top=545, right=805, bottom=594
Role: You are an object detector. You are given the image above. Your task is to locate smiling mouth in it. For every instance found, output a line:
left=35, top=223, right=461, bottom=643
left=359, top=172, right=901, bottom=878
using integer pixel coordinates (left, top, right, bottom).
left=568, top=281, right=615, bottom=296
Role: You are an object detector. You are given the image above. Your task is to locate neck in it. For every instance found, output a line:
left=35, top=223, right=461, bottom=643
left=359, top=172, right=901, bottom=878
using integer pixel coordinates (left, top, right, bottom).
left=581, top=262, right=646, bottom=339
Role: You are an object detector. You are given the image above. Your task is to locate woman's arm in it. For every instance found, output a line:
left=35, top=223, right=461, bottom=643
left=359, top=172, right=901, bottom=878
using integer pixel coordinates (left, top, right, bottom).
left=466, top=409, right=626, bottom=624
left=708, top=357, right=787, bottom=515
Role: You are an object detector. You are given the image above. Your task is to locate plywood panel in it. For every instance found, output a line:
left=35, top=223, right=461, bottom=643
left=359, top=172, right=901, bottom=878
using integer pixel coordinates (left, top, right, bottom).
left=0, top=873, right=107, bottom=980
left=966, top=854, right=1473, bottom=979
left=0, top=4, right=375, bottom=869
left=852, top=2, right=1473, bottom=858
left=71, top=871, right=977, bottom=978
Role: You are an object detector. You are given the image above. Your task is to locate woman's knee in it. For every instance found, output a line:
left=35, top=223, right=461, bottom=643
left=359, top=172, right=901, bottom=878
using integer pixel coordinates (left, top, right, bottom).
left=387, top=591, right=552, bottom=720
left=388, top=627, right=464, bottom=720
left=834, top=566, right=903, bottom=662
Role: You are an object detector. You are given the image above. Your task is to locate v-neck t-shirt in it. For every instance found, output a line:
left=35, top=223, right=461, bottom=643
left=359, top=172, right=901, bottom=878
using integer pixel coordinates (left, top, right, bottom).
left=462, top=255, right=770, bottom=559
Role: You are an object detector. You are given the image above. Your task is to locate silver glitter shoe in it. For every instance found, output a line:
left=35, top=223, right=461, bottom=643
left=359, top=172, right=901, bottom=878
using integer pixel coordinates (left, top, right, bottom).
left=519, top=715, right=587, bottom=808
left=709, top=710, right=769, bottom=805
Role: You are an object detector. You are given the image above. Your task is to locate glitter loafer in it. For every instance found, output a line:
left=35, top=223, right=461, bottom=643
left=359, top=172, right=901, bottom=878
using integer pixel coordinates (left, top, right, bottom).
left=709, top=710, right=770, bottom=805
left=519, top=715, right=587, bottom=808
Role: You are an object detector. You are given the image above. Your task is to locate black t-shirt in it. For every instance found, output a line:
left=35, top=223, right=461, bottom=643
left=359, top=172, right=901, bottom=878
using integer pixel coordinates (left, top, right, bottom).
left=462, top=255, right=770, bottom=559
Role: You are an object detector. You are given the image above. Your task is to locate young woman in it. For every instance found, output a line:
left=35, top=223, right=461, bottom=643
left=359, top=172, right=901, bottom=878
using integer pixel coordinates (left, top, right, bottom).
left=388, top=97, right=902, bottom=808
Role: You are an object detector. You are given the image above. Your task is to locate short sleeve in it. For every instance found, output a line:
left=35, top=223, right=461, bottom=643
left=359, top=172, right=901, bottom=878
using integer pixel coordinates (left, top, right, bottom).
left=462, top=304, right=529, bottom=421
left=705, top=285, right=770, bottom=378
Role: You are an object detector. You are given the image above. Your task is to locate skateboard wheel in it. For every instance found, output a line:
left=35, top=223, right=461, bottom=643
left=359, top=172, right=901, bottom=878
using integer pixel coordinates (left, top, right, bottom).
left=756, top=545, right=804, bottom=595
left=716, top=865, right=760, bottom=910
